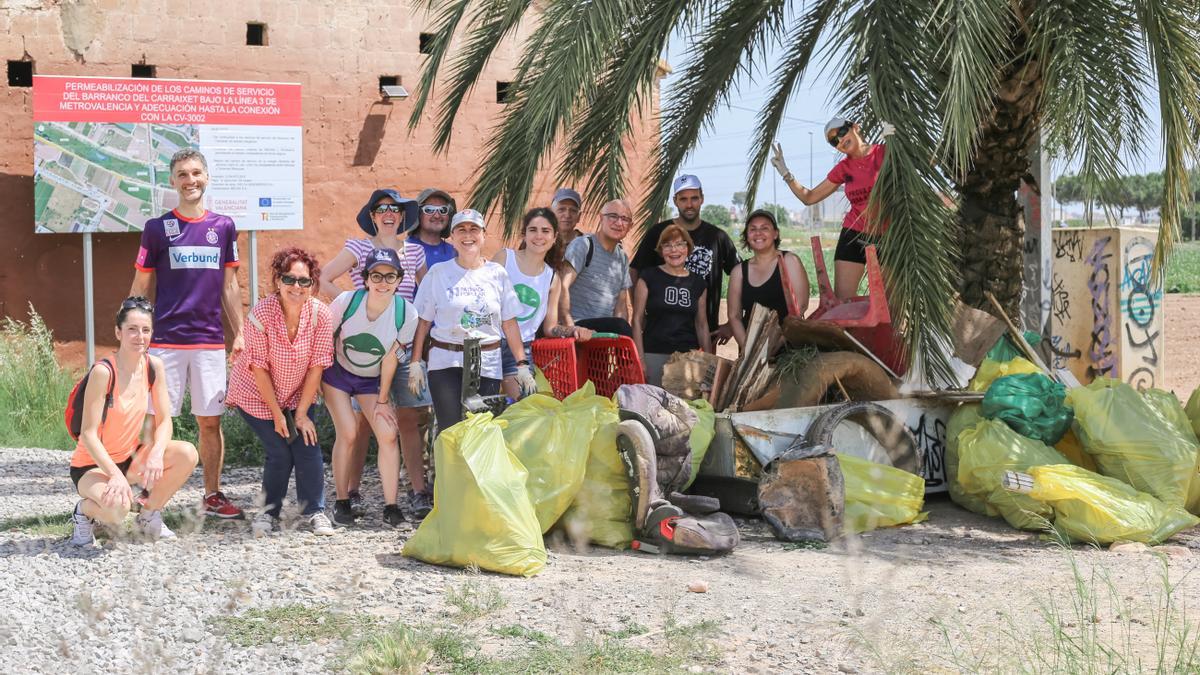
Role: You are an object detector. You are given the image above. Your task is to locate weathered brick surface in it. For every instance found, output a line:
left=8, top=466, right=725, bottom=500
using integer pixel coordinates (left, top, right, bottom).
left=1, top=0, right=661, bottom=340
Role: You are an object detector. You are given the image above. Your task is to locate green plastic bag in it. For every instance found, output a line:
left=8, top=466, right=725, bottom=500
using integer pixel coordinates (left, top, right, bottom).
left=981, top=374, right=1073, bottom=444
left=839, top=454, right=927, bottom=533
left=685, top=399, right=716, bottom=490
left=403, top=413, right=546, bottom=577
left=499, top=384, right=602, bottom=533
left=1068, top=379, right=1197, bottom=508
left=986, top=331, right=1042, bottom=363
left=955, top=419, right=1068, bottom=530
left=945, top=404, right=990, bottom=515
left=559, top=395, right=631, bottom=548
left=1026, top=464, right=1200, bottom=545
left=968, top=356, right=1043, bottom=392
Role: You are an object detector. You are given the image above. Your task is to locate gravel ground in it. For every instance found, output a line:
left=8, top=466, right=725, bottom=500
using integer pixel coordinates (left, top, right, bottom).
left=4, top=446, right=1200, bottom=674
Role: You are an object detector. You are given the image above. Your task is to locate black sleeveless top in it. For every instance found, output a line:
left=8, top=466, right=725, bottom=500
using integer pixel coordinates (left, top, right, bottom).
left=740, top=255, right=789, bottom=324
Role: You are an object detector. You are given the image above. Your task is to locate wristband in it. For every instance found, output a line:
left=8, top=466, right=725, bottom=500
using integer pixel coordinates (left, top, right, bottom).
left=376, top=400, right=390, bottom=406
left=783, top=172, right=794, bottom=183
left=516, top=359, right=530, bottom=367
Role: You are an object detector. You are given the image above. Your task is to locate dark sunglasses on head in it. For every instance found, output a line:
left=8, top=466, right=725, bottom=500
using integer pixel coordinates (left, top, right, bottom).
left=828, top=121, right=854, bottom=147
left=373, top=204, right=402, bottom=214
left=280, top=274, right=314, bottom=287
left=368, top=271, right=400, bottom=284
left=121, top=296, right=154, bottom=311
left=421, top=204, right=450, bottom=215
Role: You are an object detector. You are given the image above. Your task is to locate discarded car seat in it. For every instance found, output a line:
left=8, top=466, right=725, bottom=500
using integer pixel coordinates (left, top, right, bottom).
left=758, top=442, right=845, bottom=542
left=615, top=384, right=700, bottom=495
left=743, top=351, right=899, bottom=411
left=804, top=401, right=923, bottom=476
left=981, top=373, right=1073, bottom=445
left=839, top=453, right=926, bottom=534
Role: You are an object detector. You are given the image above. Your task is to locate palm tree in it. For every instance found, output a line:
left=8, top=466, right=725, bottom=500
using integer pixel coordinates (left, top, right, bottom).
left=410, top=0, right=1200, bottom=383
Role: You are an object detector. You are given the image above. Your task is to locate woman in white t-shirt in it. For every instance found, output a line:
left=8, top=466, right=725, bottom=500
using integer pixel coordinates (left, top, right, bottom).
left=491, top=207, right=592, bottom=399
left=410, top=209, right=537, bottom=433
left=322, top=248, right=419, bottom=528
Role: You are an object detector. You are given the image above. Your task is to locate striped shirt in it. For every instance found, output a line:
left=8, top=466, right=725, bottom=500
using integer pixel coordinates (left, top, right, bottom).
left=343, top=238, right=424, bottom=301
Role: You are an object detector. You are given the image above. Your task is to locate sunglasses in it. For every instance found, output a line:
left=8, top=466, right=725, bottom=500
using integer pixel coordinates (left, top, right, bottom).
left=368, top=271, right=400, bottom=284
left=121, top=296, right=153, bottom=311
left=373, top=204, right=402, bottom=214
left=828, top=121, right=854, bottom=147
left=280, top=274, right=314, bottom=288
left=421, top=205, right=450, bottom=215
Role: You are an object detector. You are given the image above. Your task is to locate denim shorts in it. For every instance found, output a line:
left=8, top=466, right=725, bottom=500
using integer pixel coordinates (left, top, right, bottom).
left=390, top=345, right=433, bottom=408
left=500, top=340, right=533, bottom=378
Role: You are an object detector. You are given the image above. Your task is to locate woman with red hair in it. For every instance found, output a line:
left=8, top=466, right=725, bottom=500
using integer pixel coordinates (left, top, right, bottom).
left=226, top=246, right=335, bottom=537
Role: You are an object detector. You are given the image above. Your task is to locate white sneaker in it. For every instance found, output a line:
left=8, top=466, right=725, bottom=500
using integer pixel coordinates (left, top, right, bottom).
left=135, top=509, right=176, bottom=540
left=307, top=512, right=335, bottom=536
left=70, top=501, right=96, bottom=547
left=251, top=511, right=278, bottom=538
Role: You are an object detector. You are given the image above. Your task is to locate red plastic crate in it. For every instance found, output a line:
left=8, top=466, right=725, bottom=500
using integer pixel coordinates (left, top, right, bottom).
left=531, top=337, right=578, bottom=400
left=577, top=335, right=644, bottom=398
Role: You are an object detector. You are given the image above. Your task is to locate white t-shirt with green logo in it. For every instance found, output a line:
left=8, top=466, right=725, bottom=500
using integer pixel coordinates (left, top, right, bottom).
left=413, top=260, right=522, bottom=379
left=503, top=248, right=554, bottom=343
left=329, top=290, right=418, bottom=378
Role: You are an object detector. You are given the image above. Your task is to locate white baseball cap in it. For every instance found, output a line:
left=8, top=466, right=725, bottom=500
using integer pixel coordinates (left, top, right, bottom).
left=672, top=174, right=703, bottom=195
left=450, top=208, right=486, bottom=230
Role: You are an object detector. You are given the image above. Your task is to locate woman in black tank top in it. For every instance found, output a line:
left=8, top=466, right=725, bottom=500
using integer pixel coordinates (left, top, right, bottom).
left=727, top=209, right=810, bottom=352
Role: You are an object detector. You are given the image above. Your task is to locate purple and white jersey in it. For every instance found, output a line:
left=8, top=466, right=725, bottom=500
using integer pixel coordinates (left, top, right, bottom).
left=135, top=209, right=239, bottom=348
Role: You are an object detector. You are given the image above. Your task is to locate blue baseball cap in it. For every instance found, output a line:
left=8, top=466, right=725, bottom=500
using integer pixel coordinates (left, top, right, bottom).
left=357, top=188, right=419, bottom=236
left=364, top=247, right=401, bottom=273
left=552, top=187, right=582, bottom=208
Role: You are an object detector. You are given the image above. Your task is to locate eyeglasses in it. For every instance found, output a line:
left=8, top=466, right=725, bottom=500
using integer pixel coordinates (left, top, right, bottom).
left=280, top=274, right=314, bottom=287
left=828, top=121, right=854, bottom=147
left=421, top=205, right=450, bottom=215
left=368, top=272, right=400, bottom=284
left=373, top=204, right=402, bottom=214
left=661, top=240, right=689, bottom=251
left=602, top=212, right=633, bottom=225
left=121, top=296, right=153, bottom=311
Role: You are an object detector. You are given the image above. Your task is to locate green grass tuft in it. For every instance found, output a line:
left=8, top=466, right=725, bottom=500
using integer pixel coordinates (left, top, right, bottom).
left=210, top=604, right=376, bottom=647
left=347, top=623, right=432, bottom=675
left=446, top=577, right=508, bottom=622
left=0, top=306, right=78, bottom=449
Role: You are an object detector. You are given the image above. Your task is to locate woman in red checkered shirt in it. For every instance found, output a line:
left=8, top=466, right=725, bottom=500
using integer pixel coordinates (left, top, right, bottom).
left=226, top=246, right=336, bottom=537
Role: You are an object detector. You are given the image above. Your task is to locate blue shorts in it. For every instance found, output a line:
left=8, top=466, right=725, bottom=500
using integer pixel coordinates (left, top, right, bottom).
left=500, top=339, right=533, bottom=378
left=322, top=361, right=379, bottom=397
left=390, top=346, right=433, bottom=408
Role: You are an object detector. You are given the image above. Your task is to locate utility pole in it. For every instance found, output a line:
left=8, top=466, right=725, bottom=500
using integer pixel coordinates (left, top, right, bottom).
left=808, top=131, right=814, bottom=228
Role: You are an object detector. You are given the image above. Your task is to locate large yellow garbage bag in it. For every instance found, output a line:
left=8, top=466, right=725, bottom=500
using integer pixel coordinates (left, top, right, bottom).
left=968, top=356, right=1042, bottom=392
left=945, top=404, right=990, bottom=515
left=838, top=454, right=926, bottom=533
left=1026, top=464, right=1200, bottom=545
left=500, top=384, right=602, bottom=533
left=685, top=399, right=716, bottom=489
left=956, top=419, right=1068, bottom=530
left=559, top=395, right=631, bottom=548
left=1054, top=428, right=1098, bottom=473
left=1068, top=379, right=1197, bottom=508
left=1184, top=387, right=1200, bottom=440
left=403, top=413, right=546, bottom=577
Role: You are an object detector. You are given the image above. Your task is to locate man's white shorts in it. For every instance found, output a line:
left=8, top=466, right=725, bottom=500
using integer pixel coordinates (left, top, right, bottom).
left=149, top=347, right=228, bottom=417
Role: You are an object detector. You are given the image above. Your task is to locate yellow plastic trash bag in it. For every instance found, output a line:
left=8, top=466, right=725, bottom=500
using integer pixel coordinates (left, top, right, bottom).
left=1185, top=386, right=1200, bottom=440
left=945, top=404, right=990, bottom=515
left=534, top=365, right=553, bottom=395
left=1054, top=428, right=1098, bottom=473
left=559, top=394, right=631, bottom=548
left=500, top=383, right=602, bottom=533
left=955, top=419, right=1068, bottom=530
left=685, top=399, right=716, bottom=490
left=838, top=454, right=927, bottom=534
left=1026, top=464, right=1200, bottom=545
left=403, top=413, right=546, bottom=577
left=1068, top=379, right=1197, bottom=508
left=968, top=356, right=1042, bottom=392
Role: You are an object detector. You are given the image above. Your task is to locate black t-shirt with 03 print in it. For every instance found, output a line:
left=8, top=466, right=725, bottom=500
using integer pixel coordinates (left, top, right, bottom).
left=639, top=265, right=708, bottom=354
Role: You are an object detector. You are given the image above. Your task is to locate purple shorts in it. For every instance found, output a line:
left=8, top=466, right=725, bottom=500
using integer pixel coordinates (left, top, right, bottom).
left=322, top=361, right=380, bottom=396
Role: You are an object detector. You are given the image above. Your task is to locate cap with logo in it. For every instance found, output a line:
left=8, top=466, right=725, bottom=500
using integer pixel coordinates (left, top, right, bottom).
left=824, top=116, right=853, bottom=136
left=357, top=188, right=419, bottom=236
left=672, top=174, right=703, bottom=196
left=551, top=187, right=582, bottom=208
left=450, top=208, right=486, bottom=230
left=364, top=247, right=401, bottom=272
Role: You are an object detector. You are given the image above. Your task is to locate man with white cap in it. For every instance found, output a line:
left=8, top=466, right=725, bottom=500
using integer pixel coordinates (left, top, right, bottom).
left=551, top=187, right=584, bottom=246
left=631, top=174, right=738, bottom=344
left=410, top=188, right=458, bottom=270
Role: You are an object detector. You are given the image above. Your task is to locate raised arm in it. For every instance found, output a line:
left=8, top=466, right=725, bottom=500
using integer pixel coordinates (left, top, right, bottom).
left=319, top=249, right=358, bottom=299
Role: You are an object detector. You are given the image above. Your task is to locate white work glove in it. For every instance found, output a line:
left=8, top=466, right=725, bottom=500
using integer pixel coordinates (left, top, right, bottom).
left=408, top=359, right=427, bottom=397
left=770, top=142, right=792, bottom=179
left=880, top=121, right=895, bottom=138
left=515, top=364, right=537, bottom=399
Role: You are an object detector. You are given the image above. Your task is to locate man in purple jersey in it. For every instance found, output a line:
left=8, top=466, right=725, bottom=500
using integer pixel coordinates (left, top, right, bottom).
left=130, top=149, right=246, bottom=519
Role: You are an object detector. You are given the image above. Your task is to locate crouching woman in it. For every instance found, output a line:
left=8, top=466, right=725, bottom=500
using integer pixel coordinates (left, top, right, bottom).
left=70, top=296, right=199, bottom=546
left=226, top=247, right=336, bottom=537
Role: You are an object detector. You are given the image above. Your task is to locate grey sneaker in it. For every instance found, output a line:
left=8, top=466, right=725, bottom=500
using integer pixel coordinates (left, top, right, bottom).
left=348, top=490, right=367, bottom=517
left=135, top=509, right=176, bottom=540
left=70, top=501, right=97, bottom=547
left=408, top=490, right=433, bottom=522
left=251, top=511, right=278, bottom=537
left=308, top=512, right=335, bottom=536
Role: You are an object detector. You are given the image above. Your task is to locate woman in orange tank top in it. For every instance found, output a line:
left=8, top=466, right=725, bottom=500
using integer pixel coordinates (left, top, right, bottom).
left=69, top=297, right=199, bottom=547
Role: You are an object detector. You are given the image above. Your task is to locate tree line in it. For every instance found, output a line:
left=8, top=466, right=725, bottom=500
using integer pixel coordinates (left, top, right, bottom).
left=1055, top=172, right=1200, bottom=239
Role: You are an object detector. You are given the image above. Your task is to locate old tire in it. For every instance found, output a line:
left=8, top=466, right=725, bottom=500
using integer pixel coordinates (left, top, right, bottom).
left=804, top=401, right=923, bottom=475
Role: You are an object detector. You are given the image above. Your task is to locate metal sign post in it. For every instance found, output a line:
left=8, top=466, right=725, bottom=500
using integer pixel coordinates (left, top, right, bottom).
left=249, top=231, right=259, bottom=305
left=82, top=232, right=95, bottom=365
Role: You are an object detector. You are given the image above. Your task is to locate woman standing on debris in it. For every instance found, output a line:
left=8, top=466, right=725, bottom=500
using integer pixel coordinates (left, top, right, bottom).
left=227, top=246, right=336, bottom=537
left=771, top=118, right=894, bottom=300
left=409, top=209, right=537, bottom=435
left=728, top=209, right=810, bottom=351
left=316, top=189, right=428, bottom=523
left=632, top=224, right=711, bottom=386
left=69, top=297, right=200, bottom=547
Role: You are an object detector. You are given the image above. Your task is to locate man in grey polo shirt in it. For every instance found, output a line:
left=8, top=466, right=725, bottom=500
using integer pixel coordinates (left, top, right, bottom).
left=562, top=198, right=634, bottom=337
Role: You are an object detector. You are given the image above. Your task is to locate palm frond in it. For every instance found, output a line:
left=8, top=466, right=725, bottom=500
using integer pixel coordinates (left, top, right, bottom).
left=407, top=0, right=474, bottom=131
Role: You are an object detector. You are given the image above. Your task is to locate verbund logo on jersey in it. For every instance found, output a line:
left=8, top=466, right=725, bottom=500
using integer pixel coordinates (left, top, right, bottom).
left=168, top=246, right=221, bottom=269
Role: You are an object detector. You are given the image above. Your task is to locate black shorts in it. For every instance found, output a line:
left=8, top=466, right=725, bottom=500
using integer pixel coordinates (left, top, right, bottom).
left=70, top=456, right=133, bottom=489
left=834, top=227, right=881, bottom=265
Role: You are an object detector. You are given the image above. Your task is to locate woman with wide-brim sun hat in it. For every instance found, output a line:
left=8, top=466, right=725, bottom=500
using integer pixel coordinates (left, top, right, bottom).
left=771, top=117, right=894, bottom=300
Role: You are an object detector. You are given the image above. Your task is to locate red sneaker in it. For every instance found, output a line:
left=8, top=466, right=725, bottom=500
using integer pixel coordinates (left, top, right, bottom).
left=203, top=491, right=245, bottom=519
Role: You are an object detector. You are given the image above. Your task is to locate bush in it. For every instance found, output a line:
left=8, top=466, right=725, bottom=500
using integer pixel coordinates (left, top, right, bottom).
left=0, top=306, right=77, bottom=449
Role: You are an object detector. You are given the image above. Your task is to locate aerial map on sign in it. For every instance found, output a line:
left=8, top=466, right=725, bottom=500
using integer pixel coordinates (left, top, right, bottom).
left=34, top=122, right=198, bottom=233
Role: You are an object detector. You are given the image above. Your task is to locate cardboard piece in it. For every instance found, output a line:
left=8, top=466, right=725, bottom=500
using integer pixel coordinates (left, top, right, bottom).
left=661, top=351, right=734, bottom=406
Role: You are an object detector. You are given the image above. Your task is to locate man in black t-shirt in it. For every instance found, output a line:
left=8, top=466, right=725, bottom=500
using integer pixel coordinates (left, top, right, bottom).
left=630, top=174, right=739, bottom=341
